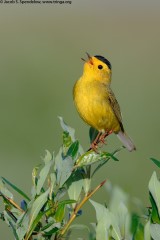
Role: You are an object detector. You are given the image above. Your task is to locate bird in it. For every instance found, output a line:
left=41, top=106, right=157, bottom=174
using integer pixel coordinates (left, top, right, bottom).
left=73, top=53, right=136, bottom=152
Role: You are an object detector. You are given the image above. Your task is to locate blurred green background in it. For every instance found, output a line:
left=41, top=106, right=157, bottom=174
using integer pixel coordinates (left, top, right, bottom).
left=0, top=0, right=160, bottom=238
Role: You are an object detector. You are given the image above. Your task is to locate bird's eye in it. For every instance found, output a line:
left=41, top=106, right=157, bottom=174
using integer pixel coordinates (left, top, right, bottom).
left=98, top=65, right=103, bottom=69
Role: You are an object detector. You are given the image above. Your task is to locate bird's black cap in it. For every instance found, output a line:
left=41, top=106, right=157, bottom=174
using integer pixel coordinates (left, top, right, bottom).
left=94, top=55, right=112, bottom=70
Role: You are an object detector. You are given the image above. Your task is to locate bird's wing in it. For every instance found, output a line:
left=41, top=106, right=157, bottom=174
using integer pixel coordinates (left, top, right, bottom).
left=107, top=87, right=124, bottom=132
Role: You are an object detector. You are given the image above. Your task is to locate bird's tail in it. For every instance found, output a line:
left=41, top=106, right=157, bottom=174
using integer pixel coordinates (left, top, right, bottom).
left=117, top=131, right=136, bottom=152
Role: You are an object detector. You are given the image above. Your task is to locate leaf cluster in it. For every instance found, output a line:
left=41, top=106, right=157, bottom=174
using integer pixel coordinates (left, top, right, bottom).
left=0, top=118, right=121, bottom=240
left=0, top=118, right=160, bottom=240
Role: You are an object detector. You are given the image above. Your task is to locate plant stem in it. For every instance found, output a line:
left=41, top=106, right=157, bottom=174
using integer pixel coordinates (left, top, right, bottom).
left=0, top=192, right=24, bottom=213
left=57, top=179, right=107, bottom=239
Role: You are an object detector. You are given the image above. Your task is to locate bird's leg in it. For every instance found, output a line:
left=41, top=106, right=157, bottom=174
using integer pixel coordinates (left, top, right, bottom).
left=98, top=130, right=113, bottom=146
left=88, top=130, right=113, bottom=152
left=89, top=132, right=102, bottom=152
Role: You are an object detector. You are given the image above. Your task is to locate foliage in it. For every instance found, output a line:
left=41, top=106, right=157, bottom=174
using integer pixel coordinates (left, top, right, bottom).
left=0, top=118, right=160, bottom=239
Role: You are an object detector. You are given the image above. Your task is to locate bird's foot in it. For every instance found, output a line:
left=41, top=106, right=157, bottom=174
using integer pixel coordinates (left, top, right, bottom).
left=90, top=141, right=99, bottom=153
left=88, top=130, right=113, bottom=152
left=98, top=130, right=113, bottom=146
left=88, top=132, right=102, bottom=152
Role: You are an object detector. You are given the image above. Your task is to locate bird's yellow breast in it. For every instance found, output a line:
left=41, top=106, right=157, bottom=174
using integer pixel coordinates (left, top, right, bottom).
left=73, top=76, right=120, bottom=133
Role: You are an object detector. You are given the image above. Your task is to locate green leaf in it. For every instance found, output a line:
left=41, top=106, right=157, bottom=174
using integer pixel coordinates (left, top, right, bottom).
left=89, top=223, right=96, bottom=240
left=149, top=193, right=160, bottom=223
left=108, top=186, right=128, bottom=214
left=32, top=164, right=41, bottom=186
left=67, top=140, right=79, bottom=159
left=25, top=189, right=49, bottom=240
left=1, top=177, right=30, bottom=201
left=43, top=222, right=61, bottom=235
left=131, top=213, right=140, bottom=236
left=59, top=199, right=76, bottom=205
left=54, top=187, right=67, bottom=201
left=43, top=149, right=53, bottom=164
left=58, top=116, right=76, bottom=142
left=36, top=236, right=46, bottom=240
left=5, top=208, right=17, bottom=223
left=49, top=173, right=56, bottom=200
left=133, top=222, right=144, bottom=240
left=67, top=171, right=83, bottom=207
left=44, top=227, right=59, bottom=236
left=69, top=224, right=90, bottom=232
left=0, top=178, right=13, bottom=199
left=63, top=131, right=72, bottom=148
left=25, top=207, right=52, bottom=240
left=55, top=203, right=65, bottom=222
left=91, top=147, right=123, bottom=177
left=41, top=220, right=55, bottom=231
left=58, top=117, right=82, bottom=159
left=36, top=152, right=54, bottom=195
left=16, top=211, right=29, bottom=239
left=55, top=200, right=76, bottom=223
left=55, top=149, right=74, bottom=187
left=75, top=150, right=109, bottom=168
left=9, top=221, right=20, bottom=240
left=55, top=200, right=76, bottom=222
left=4, top=210, right=27, bottom=240
left=62, top=131, right=72, bottom=157
left=83, top=177, right=91, bottom=195
left=68, top=224, right=91, bottom=237
left=150, top=158, right=160, bottom=168
left=105, top=152, right=119, bottom=161
left=106, top=186, right=131, bottom=239
left=149, top=172, right=160, bottom=221
left=150, top=223, right=160, bottom=239
left=90, top=200, right=111, bottom=240
left=3, top=210, right=16, bottom=227
left=116, top=202, right=131, bottom=239
left=90, top=200, right=121, bottom=240
left=75, top=150, right=98, bottom=167
left=144, top=220, right=151, bottom=240
left=89, top=127, right=99, bottom=144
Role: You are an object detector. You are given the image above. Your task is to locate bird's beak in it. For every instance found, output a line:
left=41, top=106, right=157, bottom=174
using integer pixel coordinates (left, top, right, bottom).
left=81, top=52, right=93, bottom=65
left=86, top=52, right=91, bottom=60
left=86, top=52, right=93, bottom=65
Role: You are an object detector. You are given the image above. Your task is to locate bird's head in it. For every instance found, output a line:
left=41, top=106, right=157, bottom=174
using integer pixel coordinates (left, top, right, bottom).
left=82, top=53, right=112, bottom=84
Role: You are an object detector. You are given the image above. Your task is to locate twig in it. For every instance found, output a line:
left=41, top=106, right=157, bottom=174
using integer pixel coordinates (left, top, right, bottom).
left=57, top=179, right=107, bottom=239
left=0, top=191, right=24, bottom=213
